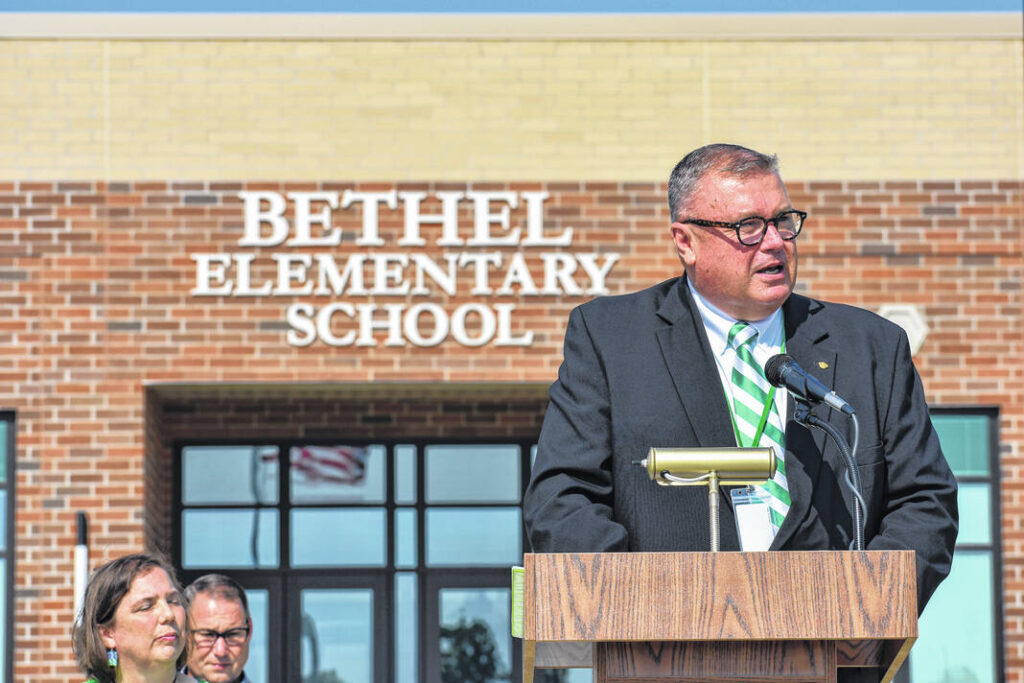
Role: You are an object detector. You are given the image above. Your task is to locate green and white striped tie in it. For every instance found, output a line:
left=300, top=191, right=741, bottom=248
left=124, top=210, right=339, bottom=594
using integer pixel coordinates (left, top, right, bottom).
left=728, top=322, right=790, bottom=531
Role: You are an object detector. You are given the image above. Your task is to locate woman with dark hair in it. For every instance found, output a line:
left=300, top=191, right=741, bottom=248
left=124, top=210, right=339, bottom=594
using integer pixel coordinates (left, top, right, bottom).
left=73, top=553, right=197, bottom=683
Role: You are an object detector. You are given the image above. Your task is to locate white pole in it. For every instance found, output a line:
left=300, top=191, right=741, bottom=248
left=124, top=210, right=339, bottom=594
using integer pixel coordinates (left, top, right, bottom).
left=73, top=512, right=88, bottom=619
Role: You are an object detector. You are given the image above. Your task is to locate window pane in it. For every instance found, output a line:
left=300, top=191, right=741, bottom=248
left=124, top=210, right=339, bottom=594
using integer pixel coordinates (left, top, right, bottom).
left=910, top=550, right=995, bottom=683
left=426, top=445, right=520, bottom=503
left=439, top=588, right=512, bottom=683
left=183, top=446, right=279, bottom=505
left=182, top=509, right=279, bottom=568
left=957, top=483, right=991, bottom=545
left=290, top=445, right=385, bottom=504
left=931, top=414, right=990, bottom=477
left=245, top=589, right=269, bottom=683
left=301, top=589, right=373, bottom=683
left=0, top=559, right=4, bottom=678
left=0, top=419, right=7, bottom=483
left=395, top=508, right=417, bottom=569
left=396, top=445, right=417, bottom=504
left=426, top=508, right=522, bottom=566
left=396, top=573, right=418, bottom=683
left=291, top=508, right=386, bottom=567
left=0, top=491, right=5, bottom=551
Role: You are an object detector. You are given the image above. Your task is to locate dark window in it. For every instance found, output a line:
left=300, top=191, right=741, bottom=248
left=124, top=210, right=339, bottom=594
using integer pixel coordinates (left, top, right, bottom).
left=904, top=408, right=1003, bottom=683
left=0, top=413, right=13, bottom=683
left=175, top=439, right=532, bottom=683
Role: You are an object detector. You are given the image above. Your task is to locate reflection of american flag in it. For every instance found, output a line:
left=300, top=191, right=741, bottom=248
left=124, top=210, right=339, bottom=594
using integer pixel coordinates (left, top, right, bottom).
left=289, top=445, right=366, bottom=484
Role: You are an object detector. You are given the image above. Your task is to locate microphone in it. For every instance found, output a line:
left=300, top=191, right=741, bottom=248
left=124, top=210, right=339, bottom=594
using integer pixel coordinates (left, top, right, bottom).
left=764, top=354, right=855, bottom=415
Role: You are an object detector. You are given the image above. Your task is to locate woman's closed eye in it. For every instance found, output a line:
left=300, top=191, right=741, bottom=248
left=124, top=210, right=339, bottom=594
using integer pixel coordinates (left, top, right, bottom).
left=134, top=598, right=155, bottom=612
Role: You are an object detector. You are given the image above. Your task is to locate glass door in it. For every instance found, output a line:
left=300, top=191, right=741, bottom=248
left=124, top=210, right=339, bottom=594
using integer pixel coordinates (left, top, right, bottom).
left=425, top=571, right=518, bottom=683
left=290, top=574, right=389, bottom=683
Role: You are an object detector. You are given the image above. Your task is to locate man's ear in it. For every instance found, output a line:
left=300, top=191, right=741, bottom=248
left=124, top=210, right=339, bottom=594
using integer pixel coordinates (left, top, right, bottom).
left=669, top=222, right=697, bottom=267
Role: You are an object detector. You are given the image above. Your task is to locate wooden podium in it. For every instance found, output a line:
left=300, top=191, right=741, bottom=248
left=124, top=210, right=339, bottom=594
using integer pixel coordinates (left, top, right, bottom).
left=521, top=551, right=917, bottom=683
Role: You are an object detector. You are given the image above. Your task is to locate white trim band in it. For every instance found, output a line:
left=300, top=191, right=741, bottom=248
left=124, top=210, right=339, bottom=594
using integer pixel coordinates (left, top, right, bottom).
left=1, top=12, right=1021, bottom=40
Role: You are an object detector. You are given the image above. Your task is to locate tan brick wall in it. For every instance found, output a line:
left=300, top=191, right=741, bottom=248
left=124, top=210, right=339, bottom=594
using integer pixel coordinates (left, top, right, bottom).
left=1, top=38, right=1022, bottom=181
left=2, top=177, right=1021, bottom=681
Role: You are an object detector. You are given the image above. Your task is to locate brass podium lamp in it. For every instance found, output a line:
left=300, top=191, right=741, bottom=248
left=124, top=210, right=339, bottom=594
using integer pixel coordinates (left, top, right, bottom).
left=635, top=447, right=776, bottom=551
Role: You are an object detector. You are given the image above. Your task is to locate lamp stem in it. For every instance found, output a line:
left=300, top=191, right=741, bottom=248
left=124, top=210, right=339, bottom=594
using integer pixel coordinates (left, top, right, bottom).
left=708, top=470, right=720, bottom=552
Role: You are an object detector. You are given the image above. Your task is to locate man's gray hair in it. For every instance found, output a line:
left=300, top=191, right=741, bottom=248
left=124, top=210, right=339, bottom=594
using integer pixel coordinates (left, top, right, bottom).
left=667, top=144, right=780, bottom=221
left=185, top=573, right=251, bottom=623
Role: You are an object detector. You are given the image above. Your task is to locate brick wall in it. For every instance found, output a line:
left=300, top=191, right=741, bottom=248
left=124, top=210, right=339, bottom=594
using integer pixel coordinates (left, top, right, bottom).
left=2, top=38, right=1021, bottom=181
left=2, top=178, right=1021, bottom=681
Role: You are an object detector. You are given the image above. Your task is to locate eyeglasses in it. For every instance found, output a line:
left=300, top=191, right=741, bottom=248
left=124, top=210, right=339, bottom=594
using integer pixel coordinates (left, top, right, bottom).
left=681, top=209, right=807, bottom=246
left=191, top=627, right=249, bottom=648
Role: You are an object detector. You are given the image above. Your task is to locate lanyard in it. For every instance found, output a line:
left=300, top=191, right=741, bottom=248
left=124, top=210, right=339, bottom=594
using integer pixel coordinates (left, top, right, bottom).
left=727, top=337, right=786, bottom=449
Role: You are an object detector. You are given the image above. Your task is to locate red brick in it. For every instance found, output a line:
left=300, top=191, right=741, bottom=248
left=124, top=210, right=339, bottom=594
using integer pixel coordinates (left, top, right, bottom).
left=5, top=177, right=1023, bottom=683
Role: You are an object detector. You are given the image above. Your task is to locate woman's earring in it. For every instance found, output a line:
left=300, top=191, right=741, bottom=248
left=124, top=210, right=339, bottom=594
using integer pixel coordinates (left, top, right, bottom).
left=107, top=648, right=118, bottom=668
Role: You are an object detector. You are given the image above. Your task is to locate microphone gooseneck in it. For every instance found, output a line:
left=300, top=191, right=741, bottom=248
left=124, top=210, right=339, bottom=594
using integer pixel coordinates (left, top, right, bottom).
left=766, top=354, right=865, bottom=550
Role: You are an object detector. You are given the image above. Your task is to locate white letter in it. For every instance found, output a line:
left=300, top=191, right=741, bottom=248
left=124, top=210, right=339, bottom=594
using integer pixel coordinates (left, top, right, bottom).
left=521, top=191, right=573, bottom=246
left=410, top=253, right=459, bottom=297
left=540, top=253, right=583, bottom=295
left=451, top=304, right=496, bottom=347
left=497, top=252, right=538, bottom=296
left=314, top=254, right=367, bottom=296
left=191, top=254, right=232, bottom=295
left=316, top=303, right=357, bottom=346
left=356, top=304, right=405, bottom=347
left=341, top=190, right=397, bottom=246
left=231, top=253, right=273, bottom=296
left=576, top=253, right=621, bottom=295
left=273, top=254, right=314, bottom=296
left=286, top=304, right=317, bottom=347
left=399, top=191, right=464, bottom=247
left=466, top=191, right=520, bottom=246
left=403, top=303, right=449, bottom=347
left=457, top=253, right=502, bottom=295
left=495, top=303, right=534, bottom=346
left=288, top=192, right=340, bottom=246
left=371, top=254, right=411, bottom=296
left=239, top=191, right=289, bottom=247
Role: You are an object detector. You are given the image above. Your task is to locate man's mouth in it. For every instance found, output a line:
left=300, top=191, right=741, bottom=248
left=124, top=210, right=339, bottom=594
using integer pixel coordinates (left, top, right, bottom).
left=757, top=264, right=785, bottom=275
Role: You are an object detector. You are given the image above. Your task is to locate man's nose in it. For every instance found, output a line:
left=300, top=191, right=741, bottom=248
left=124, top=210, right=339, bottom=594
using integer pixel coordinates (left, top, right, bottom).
left=760, top=221, right=786, bottom=249
left=213, top=636, right=230, bottom=656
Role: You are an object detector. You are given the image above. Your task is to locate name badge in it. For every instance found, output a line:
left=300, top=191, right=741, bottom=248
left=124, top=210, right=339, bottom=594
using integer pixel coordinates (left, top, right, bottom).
left=732, top=486, right=776, bottom=551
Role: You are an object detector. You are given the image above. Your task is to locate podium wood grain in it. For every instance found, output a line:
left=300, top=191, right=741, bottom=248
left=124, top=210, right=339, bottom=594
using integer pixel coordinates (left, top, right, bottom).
left=596, top=640, right=836, bottom=682
left=522, top=551, right=917, bottom=683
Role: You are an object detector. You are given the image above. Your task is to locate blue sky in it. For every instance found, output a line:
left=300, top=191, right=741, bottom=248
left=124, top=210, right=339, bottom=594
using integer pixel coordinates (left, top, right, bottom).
left=1, top=0, right=1018, bottom=11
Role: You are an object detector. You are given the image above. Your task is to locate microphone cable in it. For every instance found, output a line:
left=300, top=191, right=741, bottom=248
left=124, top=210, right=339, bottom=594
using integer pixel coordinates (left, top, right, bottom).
left=797, top=407, right=865, bottom=551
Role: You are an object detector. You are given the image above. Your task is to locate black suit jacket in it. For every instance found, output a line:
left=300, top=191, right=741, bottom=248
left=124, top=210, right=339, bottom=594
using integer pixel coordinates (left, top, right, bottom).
left=524, top=277, right=958, bottom=616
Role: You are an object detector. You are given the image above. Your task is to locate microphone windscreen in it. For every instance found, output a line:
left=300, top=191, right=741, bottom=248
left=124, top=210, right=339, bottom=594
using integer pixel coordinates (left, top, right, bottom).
left=763, top=353, right=794, bottom=387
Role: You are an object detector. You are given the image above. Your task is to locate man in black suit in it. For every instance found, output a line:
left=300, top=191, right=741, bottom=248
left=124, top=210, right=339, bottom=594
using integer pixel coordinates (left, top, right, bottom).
left=524, top=144, right=958, bottom=620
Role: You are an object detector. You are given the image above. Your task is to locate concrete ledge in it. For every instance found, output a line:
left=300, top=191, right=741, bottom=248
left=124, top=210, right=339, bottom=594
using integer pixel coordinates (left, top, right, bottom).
left=146, top=381, right=553, bottom=401
left=2, top=12, right=1022, bottom=40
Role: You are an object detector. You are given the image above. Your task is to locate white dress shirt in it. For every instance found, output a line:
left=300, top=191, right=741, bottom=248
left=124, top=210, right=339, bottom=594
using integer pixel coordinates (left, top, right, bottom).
left=687, top=280, right=789, bottom=434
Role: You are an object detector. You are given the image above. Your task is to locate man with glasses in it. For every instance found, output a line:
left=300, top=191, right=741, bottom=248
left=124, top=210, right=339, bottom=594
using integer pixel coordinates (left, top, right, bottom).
left=524, top=144, right=957, bottom=624
left=183, top=575, right=253, bottom=683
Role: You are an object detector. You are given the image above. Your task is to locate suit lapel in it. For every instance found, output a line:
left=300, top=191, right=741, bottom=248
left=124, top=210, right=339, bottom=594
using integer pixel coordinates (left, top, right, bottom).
left=771, top=294, right=834, bottom=550
left=654, top=279, right=736, bottom=448
left=653, top=284, right=841, bottom=550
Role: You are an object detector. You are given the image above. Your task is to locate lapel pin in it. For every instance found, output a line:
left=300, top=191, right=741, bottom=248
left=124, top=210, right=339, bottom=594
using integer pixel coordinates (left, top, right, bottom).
left=818, top=361, right=829, bottom=369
